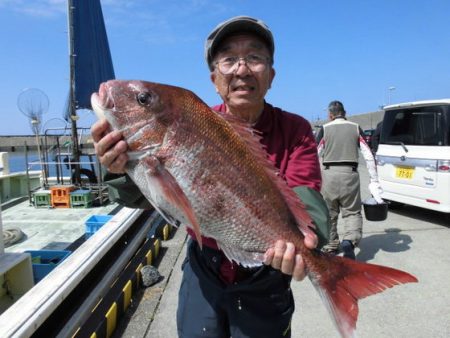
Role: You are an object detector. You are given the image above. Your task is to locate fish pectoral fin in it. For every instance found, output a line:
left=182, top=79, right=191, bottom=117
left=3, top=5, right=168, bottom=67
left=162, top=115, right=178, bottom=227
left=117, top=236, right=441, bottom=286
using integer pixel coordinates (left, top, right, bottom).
left=127, top=143, right=162, bottom=161
left=143, top=156, right=202, bottom=248
left=155, top=207, right=182, bottom=228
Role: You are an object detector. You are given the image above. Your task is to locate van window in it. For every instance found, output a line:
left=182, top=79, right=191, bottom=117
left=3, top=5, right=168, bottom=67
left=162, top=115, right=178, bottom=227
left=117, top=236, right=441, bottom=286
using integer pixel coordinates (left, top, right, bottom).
left=381, top=105, right=450, bottom=146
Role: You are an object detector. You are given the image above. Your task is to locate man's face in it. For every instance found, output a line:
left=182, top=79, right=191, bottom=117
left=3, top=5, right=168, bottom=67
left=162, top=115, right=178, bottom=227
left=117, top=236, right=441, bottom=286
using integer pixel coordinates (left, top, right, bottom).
left=210, top=34, right=275, bottom=117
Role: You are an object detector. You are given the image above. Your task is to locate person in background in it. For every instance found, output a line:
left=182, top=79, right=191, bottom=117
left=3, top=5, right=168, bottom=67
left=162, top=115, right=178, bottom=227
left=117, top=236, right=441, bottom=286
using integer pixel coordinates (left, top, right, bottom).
left=316, top=100, right=383, bottom=259
left=91, top=16, right=330, bottom=337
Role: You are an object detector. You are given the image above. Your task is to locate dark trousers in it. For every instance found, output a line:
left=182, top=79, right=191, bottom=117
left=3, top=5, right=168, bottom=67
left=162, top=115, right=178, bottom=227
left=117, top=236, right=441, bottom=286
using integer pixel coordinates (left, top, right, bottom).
left=176, top=240, right=295, bottom=338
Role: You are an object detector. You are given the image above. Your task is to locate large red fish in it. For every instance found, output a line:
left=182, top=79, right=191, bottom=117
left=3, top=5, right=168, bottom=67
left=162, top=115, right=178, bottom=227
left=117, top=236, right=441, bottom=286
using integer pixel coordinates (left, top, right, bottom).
left=91, top=80, right=417, bottom=338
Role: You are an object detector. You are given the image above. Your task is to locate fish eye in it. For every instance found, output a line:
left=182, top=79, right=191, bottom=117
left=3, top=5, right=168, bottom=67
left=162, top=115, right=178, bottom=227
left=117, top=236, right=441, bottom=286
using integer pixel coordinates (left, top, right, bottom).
left=137, top=92, right=152, bottom=105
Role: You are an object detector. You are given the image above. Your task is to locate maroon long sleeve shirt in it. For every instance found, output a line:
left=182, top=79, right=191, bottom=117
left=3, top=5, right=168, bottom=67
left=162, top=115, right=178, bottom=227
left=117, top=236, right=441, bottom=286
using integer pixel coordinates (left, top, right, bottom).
left=186, top=102, right=322, bottom=283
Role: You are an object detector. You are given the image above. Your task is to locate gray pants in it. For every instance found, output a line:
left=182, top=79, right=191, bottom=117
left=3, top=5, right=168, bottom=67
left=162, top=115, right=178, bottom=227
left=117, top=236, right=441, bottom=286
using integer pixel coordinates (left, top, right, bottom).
left=321, top=166, right=362, bottom=250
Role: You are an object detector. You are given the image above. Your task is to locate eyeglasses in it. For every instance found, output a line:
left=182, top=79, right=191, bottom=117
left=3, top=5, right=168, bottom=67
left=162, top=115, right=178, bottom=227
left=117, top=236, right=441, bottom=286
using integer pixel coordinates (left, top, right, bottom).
left=214, top=54, right=271, bottom=75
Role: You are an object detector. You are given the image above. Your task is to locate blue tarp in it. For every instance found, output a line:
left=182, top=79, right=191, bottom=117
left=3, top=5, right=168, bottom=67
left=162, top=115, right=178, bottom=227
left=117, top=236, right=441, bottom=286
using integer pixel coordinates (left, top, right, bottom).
left=66, top=0, right=115, bottom=116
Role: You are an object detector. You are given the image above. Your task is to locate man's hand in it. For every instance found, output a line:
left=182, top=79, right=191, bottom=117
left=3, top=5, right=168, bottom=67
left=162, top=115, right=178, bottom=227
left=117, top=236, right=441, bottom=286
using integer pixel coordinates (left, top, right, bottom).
left=263, top=233, right=318, bottom=281
left=91, top=119, right=128, bottom=174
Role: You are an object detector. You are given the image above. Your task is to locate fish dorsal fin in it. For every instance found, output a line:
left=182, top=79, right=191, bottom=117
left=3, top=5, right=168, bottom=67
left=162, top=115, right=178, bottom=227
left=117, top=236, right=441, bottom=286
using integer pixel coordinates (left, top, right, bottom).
left=219, top=111, right=317, bottom=239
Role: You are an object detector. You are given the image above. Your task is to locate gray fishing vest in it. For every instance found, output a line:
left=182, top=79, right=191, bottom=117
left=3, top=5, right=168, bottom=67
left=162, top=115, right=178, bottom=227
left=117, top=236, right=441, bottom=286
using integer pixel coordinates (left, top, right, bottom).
left=321, top=117, right=360, bottom=164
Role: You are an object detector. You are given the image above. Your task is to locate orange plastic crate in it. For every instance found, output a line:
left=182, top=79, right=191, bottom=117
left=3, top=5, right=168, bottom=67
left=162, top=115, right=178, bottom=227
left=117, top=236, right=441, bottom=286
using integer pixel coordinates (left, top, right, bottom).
left=50, top=185, right=75, bottom=208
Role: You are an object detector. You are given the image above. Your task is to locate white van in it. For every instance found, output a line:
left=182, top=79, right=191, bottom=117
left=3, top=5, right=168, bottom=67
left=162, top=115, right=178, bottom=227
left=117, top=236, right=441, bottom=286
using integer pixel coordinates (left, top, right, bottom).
left=376, top=99, right=450, bottom=214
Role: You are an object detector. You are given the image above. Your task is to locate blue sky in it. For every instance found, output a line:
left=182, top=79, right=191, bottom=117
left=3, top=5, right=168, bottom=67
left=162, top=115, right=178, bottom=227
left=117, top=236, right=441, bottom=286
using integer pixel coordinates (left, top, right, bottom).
left=1, top=0, right=449, bottom=135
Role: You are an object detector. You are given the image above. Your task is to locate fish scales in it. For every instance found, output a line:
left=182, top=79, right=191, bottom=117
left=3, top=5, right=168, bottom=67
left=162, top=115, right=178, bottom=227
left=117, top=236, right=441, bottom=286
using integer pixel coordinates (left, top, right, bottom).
left=147, top=87, right=303, bottom=254
left=91, top=79, right=418, bottom=338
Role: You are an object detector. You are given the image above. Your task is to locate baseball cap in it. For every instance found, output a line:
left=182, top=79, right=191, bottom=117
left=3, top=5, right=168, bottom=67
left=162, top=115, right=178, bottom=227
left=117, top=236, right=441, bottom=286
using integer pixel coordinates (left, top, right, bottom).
left=205, top=16, right=275, bottom=71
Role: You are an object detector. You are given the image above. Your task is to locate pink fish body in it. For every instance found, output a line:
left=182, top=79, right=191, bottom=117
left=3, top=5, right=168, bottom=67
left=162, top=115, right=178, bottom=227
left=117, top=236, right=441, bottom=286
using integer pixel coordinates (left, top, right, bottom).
left=91, top=80, right=417, bottom=338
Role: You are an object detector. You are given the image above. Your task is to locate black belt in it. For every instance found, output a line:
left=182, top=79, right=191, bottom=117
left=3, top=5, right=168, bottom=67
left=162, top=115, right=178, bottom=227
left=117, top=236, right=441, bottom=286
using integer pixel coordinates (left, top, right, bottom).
left=324, top=162, right=358, bottom=171
left=189, top=239, right=263, bottom=282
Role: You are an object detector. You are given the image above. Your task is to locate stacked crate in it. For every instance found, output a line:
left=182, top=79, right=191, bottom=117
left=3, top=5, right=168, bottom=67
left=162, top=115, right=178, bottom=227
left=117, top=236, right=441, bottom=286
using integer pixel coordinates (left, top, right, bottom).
left=33, top=189, right=51, bottom=208
left=70, top=189, right=93, bottom=208
left=50, top=185, right=75, bottom=208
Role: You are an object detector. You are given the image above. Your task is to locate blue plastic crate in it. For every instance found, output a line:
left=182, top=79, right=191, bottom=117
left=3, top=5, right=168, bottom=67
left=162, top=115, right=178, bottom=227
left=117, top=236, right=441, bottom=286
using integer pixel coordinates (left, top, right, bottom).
left=25, top=250, right=71, bottom=283
left=85, top=214, right=113, bottom=238
left=70, top=189, right=93, bottom=208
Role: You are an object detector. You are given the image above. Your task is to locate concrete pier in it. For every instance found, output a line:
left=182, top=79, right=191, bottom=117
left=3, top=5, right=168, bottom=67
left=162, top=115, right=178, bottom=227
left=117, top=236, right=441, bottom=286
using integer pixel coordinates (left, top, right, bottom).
left=0, top=135, right=94, bottom=152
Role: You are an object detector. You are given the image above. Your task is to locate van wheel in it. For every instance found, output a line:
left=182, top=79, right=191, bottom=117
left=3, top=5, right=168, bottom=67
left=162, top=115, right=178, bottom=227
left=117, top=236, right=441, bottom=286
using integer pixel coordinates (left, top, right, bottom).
left=386, top=200, right=404, bottom=209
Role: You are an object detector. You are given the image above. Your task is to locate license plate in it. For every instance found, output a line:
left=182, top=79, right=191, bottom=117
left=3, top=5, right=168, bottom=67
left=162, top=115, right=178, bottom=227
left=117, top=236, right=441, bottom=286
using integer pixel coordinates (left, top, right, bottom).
left=395, top=166, right=414, bottom=179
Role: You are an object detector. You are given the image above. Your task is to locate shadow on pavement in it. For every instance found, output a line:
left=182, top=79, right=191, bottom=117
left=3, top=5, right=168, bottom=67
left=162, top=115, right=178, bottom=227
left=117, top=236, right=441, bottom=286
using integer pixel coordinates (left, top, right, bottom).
left=388, top=204, right=450, bottom=228
left=357, top=228, right=414, bottom=262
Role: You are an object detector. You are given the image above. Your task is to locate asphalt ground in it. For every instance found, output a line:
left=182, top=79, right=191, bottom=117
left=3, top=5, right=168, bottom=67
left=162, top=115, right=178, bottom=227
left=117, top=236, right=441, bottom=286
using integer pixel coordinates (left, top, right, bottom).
left=117, top=158, right=450, bottom=338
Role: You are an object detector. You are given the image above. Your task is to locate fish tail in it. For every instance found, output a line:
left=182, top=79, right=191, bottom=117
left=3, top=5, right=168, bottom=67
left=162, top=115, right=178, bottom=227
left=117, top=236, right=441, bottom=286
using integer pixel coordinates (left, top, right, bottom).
left=308, top=254, right=418, bottom=338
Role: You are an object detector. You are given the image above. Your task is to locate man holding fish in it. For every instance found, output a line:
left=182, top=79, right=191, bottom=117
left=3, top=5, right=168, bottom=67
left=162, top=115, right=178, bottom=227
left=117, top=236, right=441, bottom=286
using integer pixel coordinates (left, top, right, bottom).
left=92, top=15, right=329, bottom=337
left=91, top=15, right=416, bottom=338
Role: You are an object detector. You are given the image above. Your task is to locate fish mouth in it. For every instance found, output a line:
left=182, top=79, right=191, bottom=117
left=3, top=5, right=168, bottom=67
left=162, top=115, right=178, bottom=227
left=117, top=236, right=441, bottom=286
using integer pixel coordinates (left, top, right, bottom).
left=91, top=82, right=114, bottom=120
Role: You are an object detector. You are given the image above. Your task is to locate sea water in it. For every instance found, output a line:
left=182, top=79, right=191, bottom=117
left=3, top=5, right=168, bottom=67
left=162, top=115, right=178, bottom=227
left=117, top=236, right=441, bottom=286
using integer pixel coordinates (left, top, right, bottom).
left=5, top=151, right=97, bottom=179
left=7, top=151, right=39, bottom=173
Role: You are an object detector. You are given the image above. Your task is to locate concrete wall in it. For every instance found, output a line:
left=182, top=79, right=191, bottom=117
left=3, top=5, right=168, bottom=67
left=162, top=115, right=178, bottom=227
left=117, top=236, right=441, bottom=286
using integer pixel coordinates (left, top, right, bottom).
left=347, top=110, right=384, bottom=130
left=312, top=110, right=384, bottom=131
left=0, top=135, right=94, bottom=152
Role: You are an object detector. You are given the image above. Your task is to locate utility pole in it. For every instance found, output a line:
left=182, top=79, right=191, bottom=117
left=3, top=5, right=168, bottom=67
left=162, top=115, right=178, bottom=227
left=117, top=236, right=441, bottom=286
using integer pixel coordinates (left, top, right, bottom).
left=388, top=86, right=396, bottom=105
left=67, top=0, right=80, bottom=185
